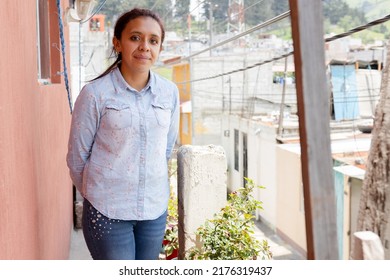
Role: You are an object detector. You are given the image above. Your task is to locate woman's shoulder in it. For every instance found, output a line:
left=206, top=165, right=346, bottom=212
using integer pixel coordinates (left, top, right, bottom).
left=152, top=72, right=179, bottom=98
left=152, top=72, right=177, bottom=89
left=81, top=72, right=116, bottom=97
left=90, top=72, right=115, bottom=90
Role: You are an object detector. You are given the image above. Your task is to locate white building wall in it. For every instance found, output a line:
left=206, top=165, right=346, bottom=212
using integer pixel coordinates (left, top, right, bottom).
left=356, top=69, right=382, bottom=118
left=221, top=114, right=278, bottom=229
left=191, top=52, right=273, bottom=145
left=254, top=125, right=278, bottom=227
left=69, top=22, right=110, bottom=103
left=275, top=144, right=307, bottom=254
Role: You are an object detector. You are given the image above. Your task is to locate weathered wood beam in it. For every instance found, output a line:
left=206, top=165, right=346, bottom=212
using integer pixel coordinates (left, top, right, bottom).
left=289, top=0, right=338, bottom=259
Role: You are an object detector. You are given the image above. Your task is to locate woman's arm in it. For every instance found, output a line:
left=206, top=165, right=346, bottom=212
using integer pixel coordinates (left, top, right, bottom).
left=66, top=84, right=100, bottom=191
left=166, top=86, right=180, bottom=161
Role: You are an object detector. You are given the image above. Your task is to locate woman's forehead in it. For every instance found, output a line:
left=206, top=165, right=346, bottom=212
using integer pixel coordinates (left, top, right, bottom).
left=123, top=16, right=162, bottom=37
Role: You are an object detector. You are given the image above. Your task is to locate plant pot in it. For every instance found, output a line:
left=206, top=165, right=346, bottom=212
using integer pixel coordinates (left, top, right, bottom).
left=163, top=240, right=178, bottom=260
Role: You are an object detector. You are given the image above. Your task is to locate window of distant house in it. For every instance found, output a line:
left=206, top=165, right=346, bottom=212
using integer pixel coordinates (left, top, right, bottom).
left=242, top=132, right=248, bottom=187
left=36, top=0, right=61, bottom=83
left=234, top=129, right=239, bottom=171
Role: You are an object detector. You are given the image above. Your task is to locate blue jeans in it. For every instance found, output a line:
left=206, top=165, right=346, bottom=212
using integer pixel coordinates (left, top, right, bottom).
left=82, top=199, right=167, bottom=260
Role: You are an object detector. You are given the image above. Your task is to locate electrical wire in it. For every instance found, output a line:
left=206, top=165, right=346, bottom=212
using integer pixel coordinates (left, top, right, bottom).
left=190, top=0, right=209, bottom=14
left=56, top=0, right=73, bottom=114
left=325, top=14, right=390, bottom=43
left=165, top=10, right=291, bottom=65
left=212, top=0, right=267, bottom=30
left=175, top=13, right=390, bottom=85
left=80, top=0, right=108, bottom=24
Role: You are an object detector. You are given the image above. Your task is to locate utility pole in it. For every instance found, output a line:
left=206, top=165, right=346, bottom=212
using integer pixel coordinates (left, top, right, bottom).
left=228, top=0, right=245, bottom=35
left=277, top=56, right=288, bottom=137
left=209, top=5, right=213, bottom=56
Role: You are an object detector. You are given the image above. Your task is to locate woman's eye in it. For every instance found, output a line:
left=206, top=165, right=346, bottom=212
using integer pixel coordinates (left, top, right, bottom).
left=150, top=39, right=159, bottom=45
left=130, top=36, right=140, bottom=41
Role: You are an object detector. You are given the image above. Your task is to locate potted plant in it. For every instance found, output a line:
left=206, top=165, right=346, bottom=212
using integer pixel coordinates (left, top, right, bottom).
left=163, top=190, right=179, bottom=259
left=185, top=178, right=273, bottom=260
left=163, top=159, right=179, bottom=260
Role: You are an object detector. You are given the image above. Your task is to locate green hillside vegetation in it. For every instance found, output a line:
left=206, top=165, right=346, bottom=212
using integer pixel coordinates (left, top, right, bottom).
left=323, top=0, right=389, bottom=43
left=264, top=0, right=389, bottom=43
left=94, top=0, right=388, bottom=44
left=346, top=0, right=390, bottom=40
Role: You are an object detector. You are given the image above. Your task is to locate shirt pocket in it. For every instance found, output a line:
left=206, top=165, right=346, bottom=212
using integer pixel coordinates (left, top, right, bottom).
left=151, top=102, right=171, bottom=127
left=102, top=104, right=132, bottom=129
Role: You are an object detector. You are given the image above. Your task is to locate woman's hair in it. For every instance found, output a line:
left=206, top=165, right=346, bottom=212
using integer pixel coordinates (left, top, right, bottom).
left=91, top=8, right=165, bottom=81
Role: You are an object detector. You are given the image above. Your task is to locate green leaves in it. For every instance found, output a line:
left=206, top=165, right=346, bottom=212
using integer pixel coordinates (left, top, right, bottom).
left=163, top=188, right=179, bottom=256
left=186, top=178, right=272, bottom=260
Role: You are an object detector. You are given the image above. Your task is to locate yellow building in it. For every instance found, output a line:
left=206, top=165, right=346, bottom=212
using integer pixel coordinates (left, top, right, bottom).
left=172, top=63, right=192, bottom=145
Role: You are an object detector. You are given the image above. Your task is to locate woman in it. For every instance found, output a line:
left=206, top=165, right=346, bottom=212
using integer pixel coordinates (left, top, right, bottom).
left=67, top=8, right=180, bottom=260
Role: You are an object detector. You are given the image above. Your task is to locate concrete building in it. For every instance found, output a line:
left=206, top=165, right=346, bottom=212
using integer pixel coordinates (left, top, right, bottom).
left=221, top=111, right=373, bottom=259
left=216, top=53, right=382, bottom=258
left=69, top=15, right=111, bottom=102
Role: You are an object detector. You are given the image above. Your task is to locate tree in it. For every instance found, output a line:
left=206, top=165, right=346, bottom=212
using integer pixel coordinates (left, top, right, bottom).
left=173, top=0, right=190, bottom=36
left=322, top=0, right=349, bottom=25
left=95, top=0, right=174, bottom=26
left=356, top=43, right=390, bottom=259
left=202, top=0, right=229, bottom=21
left=339, top=15, right=359, bottom=32
left=322, top=0, right=366, bottom=26
left=271, top=0, right=289, bottom=16
left=245, top=0, right=273, bottom=27
left=96, top=0, right=134, bottom=24
left=174, top=0, right=190, bottom=20
left=144, top=0, right=174, bottom=25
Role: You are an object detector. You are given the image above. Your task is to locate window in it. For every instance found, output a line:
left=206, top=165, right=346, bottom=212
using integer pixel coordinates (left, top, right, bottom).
left=234, top=129, right=239, bottom=171
left=242, top=132, right=247, bottom=186
left=36, top=0, right=61, bottom=83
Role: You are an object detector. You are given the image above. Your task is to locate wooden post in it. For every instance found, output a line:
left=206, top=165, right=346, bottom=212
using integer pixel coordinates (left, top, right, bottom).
left=289, top=0, right=338, bottom=259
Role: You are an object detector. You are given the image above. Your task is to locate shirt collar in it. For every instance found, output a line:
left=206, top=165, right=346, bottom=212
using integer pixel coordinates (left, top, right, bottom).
left=111, top=66, right=157, bottom=95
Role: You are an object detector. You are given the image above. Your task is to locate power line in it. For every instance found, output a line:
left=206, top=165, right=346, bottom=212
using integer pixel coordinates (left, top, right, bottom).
left=187, top=10, right=290, bottom=59
left=176, top=51, right=292, bottom=84
left=193, top=88, right=381, bottom=97
left=190, top=0, right=208, bottom=14
left=213, top=0, right=268, bottom=30
left=176, top=13, right=390, bottom=85
left=80, top=0, right=108, bottom=24
left=325, top=14, right=390, bottom=43
left=164, top=10, right=291, bottom=65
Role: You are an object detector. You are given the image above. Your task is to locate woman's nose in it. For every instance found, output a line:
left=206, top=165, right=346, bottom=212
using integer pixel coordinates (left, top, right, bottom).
left=138, top=40, right=150, bottom=51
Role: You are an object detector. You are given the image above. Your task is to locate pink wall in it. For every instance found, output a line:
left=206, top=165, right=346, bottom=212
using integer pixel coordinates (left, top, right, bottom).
left=0, top=0, right=73, bottom=259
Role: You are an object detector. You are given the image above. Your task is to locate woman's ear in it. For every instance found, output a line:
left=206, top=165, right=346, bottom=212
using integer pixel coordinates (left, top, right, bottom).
left=113, top=37, right=121, bottom=53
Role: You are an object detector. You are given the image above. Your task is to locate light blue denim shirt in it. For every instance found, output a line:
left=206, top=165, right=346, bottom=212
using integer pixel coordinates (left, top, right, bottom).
left=67, top=67, right=180, bottom=220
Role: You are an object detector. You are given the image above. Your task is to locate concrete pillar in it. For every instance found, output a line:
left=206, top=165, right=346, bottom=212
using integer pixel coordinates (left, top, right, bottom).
left=350, top=231, right=385, bottom=260
left=177, top=145, right=227, bottom=259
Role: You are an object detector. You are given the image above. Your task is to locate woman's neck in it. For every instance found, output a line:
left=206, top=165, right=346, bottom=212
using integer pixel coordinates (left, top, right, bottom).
left=119, top=65, right=149, bottom=91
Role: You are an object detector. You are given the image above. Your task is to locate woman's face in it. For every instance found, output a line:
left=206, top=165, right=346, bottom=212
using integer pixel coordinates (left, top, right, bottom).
left=113, top=16, right=162, bottom=75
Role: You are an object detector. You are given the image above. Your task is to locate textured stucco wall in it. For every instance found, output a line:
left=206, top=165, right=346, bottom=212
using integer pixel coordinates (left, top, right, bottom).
left=177, top=145, right=227, bottom=259
left=0, top=0, right=73, bottom=259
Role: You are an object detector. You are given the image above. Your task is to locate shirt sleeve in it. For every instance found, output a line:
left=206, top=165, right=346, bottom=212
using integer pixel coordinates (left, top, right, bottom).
left=166, top=85, right=180, bottom=161
left=66, top=84, right=100, bottom=191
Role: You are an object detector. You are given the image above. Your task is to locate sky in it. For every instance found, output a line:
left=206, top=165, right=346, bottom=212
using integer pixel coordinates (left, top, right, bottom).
left=189, top=0, right=205, bottom=20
